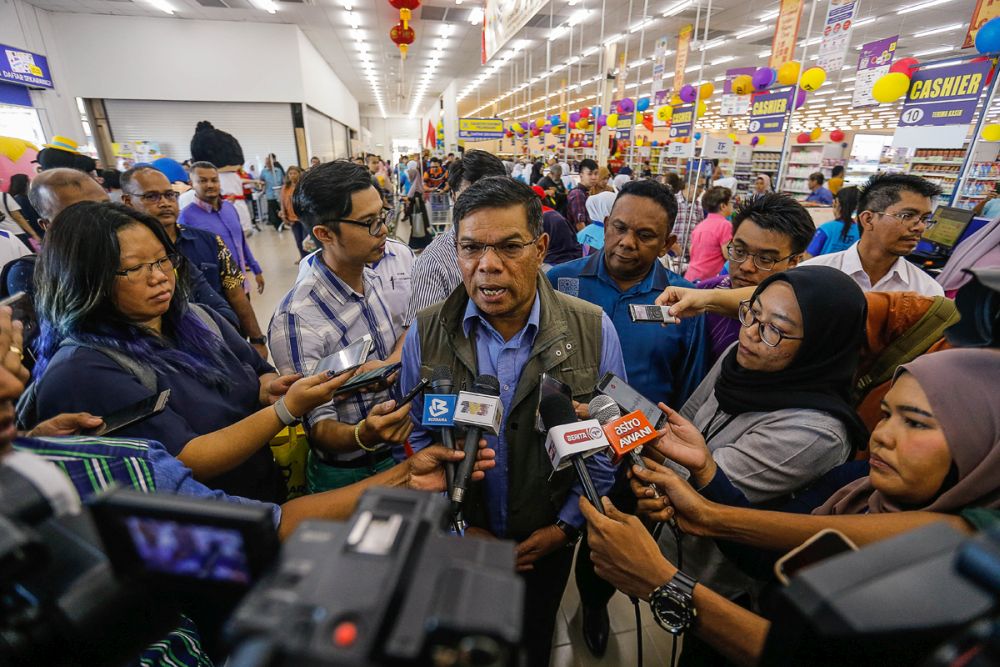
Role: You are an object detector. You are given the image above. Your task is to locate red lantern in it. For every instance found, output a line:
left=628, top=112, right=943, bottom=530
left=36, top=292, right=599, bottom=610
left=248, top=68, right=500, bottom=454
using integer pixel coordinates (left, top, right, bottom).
left=829, top=129, right=845, bottom=142
left=390, top=22, right=415, bottom=58
left=389, top=0, right=420, bottom=9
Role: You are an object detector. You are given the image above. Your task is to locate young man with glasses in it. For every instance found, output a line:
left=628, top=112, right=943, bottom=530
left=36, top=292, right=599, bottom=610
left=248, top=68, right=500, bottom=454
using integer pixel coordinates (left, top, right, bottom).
left=801, top=173, right=945, bottom=296
left=269, top=161, right=412, bottom=493
left=698, top=193, right=815, bottom=363
left=121, top=166, right=265, bottom=354
left=400, top=176, right=625, bottom=667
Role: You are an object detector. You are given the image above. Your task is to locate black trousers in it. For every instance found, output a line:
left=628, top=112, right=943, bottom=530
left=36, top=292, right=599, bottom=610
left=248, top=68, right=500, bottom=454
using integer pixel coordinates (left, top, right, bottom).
left=266, top=199, right=281, bottom=229
left=290, top=221, right=307, bottom=257
left=575, top=470, right=638, bottom=608
left=520, top=545, right=574, bottom=667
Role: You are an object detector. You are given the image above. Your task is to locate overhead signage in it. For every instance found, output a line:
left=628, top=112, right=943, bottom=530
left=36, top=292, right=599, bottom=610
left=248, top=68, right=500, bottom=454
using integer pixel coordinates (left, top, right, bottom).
left=963, top=0, right=1000, bottom=49
left=898, top=60, right=992, bottom=128
left=458, top=117, right=505, bottom=140
left=667, top=141, right=694, bottom=158
left=705, top=137, right=735, bottom=159
left=769, top=0, right=805, bottom=69
left=748, top=88, right=792, bottom=133
left=668, top=103, right=694, bottom=138
left=483, top=0, right=547, bottom=63
left=674, top=25, right=694, bottom=91
left=0, top=44, right=53, bottom=89
left=853, top=36, right=897, bottom=108
left=816, top=0, right=857, bottom=72
left=654, top=36, right=670, bottom=85
left=721, top=67, right=755, bottom=116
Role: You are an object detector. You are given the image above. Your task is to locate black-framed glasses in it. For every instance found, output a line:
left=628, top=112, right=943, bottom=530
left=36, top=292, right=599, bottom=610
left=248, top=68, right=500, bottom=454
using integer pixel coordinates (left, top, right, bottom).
left=115, top=253, right=181, bottom=283
left=325, top=207, right=391, bottom=236
left=876, top=210, right=934, bottom=227
left=738, top=300, right=804, bottom=347
left=456, top=235, right=541, bottom=261
left=134, top=191, right=179, bottom=204
left=726, top=244, right=797, bottom=272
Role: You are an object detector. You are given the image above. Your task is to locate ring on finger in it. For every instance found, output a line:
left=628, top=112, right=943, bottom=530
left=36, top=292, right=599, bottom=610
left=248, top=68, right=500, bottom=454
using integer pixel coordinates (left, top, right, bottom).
left=9, top=345, right=22, bottom=360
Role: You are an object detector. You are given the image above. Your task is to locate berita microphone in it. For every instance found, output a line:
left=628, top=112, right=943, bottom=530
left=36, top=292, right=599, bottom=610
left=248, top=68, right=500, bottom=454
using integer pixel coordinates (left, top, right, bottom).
left=539, top=393, right=609, bottom=515
left=451, top=375, right=503, bottom=512
left=422, top=366, right=459, bottom=492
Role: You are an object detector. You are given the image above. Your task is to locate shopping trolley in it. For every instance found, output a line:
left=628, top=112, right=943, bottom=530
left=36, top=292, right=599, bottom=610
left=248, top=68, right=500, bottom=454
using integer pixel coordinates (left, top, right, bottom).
left=427, top=191, right=452, bottom=235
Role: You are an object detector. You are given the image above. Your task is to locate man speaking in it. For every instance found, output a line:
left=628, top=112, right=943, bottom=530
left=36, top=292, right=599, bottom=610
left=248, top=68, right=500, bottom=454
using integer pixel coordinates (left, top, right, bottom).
left=399, top=176, right=626, bottom=667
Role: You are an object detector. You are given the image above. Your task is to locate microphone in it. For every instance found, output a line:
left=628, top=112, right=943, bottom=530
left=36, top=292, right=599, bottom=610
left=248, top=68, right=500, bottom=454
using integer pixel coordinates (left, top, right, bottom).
left=539, top=393, right=608, bottom=515
left=450, top=375, right=503, bottom=511
left=423, top=366, right=459, bottom=492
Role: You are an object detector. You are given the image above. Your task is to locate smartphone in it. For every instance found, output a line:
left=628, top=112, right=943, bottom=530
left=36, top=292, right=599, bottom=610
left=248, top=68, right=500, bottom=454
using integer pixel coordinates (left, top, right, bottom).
left=596, top=372, right=666, bottom=429
left=396, top=377, right=430, bottom=408
left=312, top=335, right=372, bottom=376
left=84, top=390, right=171, bottom=437
left=334, top=361, right=403, bottom=396
left=536, top=373, right=573, bottom=433
left=774, top=529, right=858, bottom=585
left=629, top=304, right=678, bottom=324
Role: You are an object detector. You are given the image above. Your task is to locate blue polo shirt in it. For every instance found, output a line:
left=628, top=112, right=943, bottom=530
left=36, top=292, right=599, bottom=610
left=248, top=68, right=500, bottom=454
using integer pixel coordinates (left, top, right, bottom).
left=547, top=253, right=711, bottom=407
left=805, top=186, right=834, bottom=206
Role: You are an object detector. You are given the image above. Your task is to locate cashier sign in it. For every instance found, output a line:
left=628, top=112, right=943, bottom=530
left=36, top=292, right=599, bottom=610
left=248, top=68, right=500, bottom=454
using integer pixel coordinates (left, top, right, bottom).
left=898, top=60, right=991, bottom=127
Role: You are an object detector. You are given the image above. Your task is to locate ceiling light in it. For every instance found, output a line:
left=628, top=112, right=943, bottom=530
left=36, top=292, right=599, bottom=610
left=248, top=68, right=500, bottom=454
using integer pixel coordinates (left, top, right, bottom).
left=630, top=17, right=656, bottom=33
left=441, top=23, right=455, bottom=37
left=347, top=11, right=359, bottom=29
left=146, top=0, right=175, bottom=13
left=735, top=25, right=767, bottom=39
left=897, top=0, right=955, bottom=13
left=713, top=74, right=726, bottom=81
left=663, top=0, right=693, bottom=17
left=341, top=2, right=352, bottom=9
left=799, top=36, right=822, bottom=47
left=854, top=16, right=876, bottom=27
left=914, top=23, right=963, bottom=38
left=699, top=38, right=728, bottom=51
left=685, top=64, right=701, bottom=73
left=569, top=8, right=592, bottom=25
left=758, top=8, right=780, bottom=21
left=913, top=45, right=953, bottom=56
left=469, top=7, right=484, bottom=24
left=549, top=25, right=569, bottom=41
left=249, top=0, right=278, bottom=13
left=628, top=56, right=648, bottom=68
left=711, top=55, right=735, bottom=65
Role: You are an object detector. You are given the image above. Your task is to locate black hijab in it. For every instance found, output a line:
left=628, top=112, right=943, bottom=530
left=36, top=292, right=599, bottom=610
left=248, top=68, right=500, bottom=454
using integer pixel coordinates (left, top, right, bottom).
left=530, top=162, right=544, bottom=185
left=713, top=265, right=870, bottom=452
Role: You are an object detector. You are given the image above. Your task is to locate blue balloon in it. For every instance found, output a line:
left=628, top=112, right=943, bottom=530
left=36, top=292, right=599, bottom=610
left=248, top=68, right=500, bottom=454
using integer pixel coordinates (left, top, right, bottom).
left=550, top=114, right=561, bottom=126
left=976, top=16, right=1000, bottom=54
left=151, top=157, right=188, bottom=184
left=694, top=132, right=702, bottom=140
left=636, top=97, right=650, bottom=112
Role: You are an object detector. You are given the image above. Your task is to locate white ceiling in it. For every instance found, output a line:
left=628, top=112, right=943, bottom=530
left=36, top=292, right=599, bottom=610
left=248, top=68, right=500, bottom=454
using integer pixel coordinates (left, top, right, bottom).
left=21, top=0, right=993, bottom=132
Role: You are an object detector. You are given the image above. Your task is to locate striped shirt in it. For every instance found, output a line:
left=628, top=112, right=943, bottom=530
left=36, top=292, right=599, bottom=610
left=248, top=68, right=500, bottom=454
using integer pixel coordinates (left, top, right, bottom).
left=268, top=257, right=402, bottom=462
left=403, top=226, right=464, bottom=326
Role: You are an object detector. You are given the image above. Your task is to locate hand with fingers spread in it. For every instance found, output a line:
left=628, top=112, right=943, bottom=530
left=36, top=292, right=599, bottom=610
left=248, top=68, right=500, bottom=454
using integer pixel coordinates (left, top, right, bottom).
left=630, top=458, right=721, bottom=537
left=406, top=439, right=496, bottom=492
left=650, top=402, right=717, bottom=487
left=515, top=525, right=569, bottom=572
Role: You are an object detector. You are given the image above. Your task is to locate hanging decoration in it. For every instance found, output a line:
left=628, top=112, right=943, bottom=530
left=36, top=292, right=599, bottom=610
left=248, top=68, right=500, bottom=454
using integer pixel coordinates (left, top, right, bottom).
left=732, top=75, right=754, bottom=95
left=637, top=97, right=651, bottom=112
left=656, top=105, right=673, bottom=122
left=777, top=60, right=801, bottom=86
left=800, top=67, right=826, bottom=91
left=871, top=72, right=910, bottom=103
left=810, top=127, right=822, bottom=141
left=975, top=16, right=1000, bottom=54
left=889, top=57, right=920, bottom=78
left=752, top=67, right=776, bottom=91
left=796, top=132, right=811, bottom=144
left=829, top=129, right=845, bottom=142
left=679, top=84, right=697, bottom=103
left=388, top=0, right=420, bottom=59
left=982, top=124, right=1000, bottom=142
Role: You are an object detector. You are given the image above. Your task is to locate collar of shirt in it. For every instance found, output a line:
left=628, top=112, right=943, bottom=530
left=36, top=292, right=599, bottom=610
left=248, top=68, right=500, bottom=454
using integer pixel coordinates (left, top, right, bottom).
left=580, top=250, right=669, bottom=294
left=842, top=242, right=909, bottom=286
left=311, top=255, right=376, bottom=303
left=193, top=196, right=221, bottom=214
left=461, top=289, right=541, bottom=348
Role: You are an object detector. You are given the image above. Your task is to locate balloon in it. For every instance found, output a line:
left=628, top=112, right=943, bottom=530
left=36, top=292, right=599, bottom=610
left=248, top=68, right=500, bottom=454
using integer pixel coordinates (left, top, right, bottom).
left=651, top=140, right=659, bottom=147
left=569, top=111, right=581, bottom=123
left=607, top=113, right=619, bottom=128
left=982, top=124, right=1000, bottom=141
left=976, top=16, right=1000, bottom=54
left=796, top=132, right=811, bottom=144
left=829, top=129, right=845, bottom=142
left=543, top=123, right=553, bottom=133
left=694, top=132, right=702, bottom=140
left=795, top=89, right=807, bottom=109
left=679, top=84, right=697, bottom=103
left=670, top=93, right=684, bottom=106
left=531, top=128, right=540, bottom=136
left=550, top=115, right=561, bottom=126
left=637, top=97, right=651, bottom=112
left=618, top=97, right=635, bottom=113
left=699, top=82, right=715, bottom=99
left=731, top=75, right=753, bottom=95
left=560, top=112, right=568, bottom=123
left=872, top=72, right=911, bottom=103
left=696, top=100, right=707, bottom=117
left=536, top=118, right=547, bottom=128
left=777, top=61, right=801, bottom=86
left=580, top=107, right=592, bottom=119
left=750, top=135, right=760, bottom=146
left=752, top=67, right=775, bottom=91
left=597, top=114, right=608, bottom=128
left=568, top=120, right=577, bottom=130
left=656, top=105, right=673, bottom=122
left=727, top=133, right=737, bottom=142
left=800, top=67, right=826, bottom=91
left=810, top=127, right=822, bottom=141
left=889, top=57, right=920, bottom=78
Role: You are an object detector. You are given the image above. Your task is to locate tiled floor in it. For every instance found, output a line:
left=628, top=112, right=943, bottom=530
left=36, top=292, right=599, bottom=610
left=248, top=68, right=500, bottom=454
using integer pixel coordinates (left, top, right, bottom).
left=245, top=225, right=680, bottom=666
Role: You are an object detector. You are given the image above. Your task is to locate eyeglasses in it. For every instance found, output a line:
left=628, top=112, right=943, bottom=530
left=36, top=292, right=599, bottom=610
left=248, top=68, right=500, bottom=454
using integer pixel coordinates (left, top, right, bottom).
left=738, top=300, right=804, bottom=347
left=726, top=244, right=797, bottom=272
left=115, top=253, right=180, bottom=283
left=457, top=236, right=541, bottom=261
left=326, top=207, right=391, bottom=236
left=134, top=191, right=179, bottom=204
left=876, top=210, right=934, bottom=226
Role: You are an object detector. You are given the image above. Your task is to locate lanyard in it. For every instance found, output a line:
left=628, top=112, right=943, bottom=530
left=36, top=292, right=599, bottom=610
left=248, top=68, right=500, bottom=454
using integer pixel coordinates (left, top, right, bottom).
left=701, top=408, right=737, bottom=445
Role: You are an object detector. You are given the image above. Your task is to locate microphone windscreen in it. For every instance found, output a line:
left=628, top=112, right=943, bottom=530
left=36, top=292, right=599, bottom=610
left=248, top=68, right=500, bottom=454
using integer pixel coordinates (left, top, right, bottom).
left=588, top=394, right=621, bottom=425
left=472, top=374, right=501, bottom=396
left=430, top=365, right=453, bottom=383
left=539, top=393, right=578, bottom=430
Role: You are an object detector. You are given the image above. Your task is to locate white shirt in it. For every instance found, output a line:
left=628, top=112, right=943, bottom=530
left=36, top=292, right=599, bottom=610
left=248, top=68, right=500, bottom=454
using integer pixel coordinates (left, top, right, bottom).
left=0, top=193, right=23, bottom=236
left=295, top=238, right=415, bottom=329
left=713, top=176, right=739, bottom=192
left=0, top=230, right=32, bottom=269
left=800, top=242, right=945, bottom=297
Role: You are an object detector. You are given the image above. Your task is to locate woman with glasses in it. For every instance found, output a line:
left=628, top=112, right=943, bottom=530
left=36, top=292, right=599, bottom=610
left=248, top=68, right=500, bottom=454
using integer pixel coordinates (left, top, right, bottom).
left=29, top=202, right=356, bottom=503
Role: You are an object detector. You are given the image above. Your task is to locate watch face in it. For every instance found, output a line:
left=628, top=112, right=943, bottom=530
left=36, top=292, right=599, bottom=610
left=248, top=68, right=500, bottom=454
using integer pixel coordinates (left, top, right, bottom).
left=652, top=586, right=695, bottom=635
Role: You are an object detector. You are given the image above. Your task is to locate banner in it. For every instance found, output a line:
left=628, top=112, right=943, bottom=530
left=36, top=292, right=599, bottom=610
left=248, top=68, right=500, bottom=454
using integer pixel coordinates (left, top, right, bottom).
left=769, top=0, right=805, bottom=69
left=483, top=0, right=547, bottom=63
left=674, top=25, right=694, bottom=91
left=458, top=118, right=505, bottom=140
left=0, top=44, right=53, bottom=89
left=705, top=136, right=735, bottom=158
left=816, top=0, right=857, bottom=72
left=853, top=36, right=897, bottom=108
left=654, top=89, right=670, bottom=105
left=748, top=88, right=793, bottom=133
left=669, top=104, right=695, bottom=138
left=721, top=67, right=755, bottom=116
left=653, top=36, right=670, bottom=84
left=898, top=59, right=992, bottom=127
left=964, top=0, right=1000, bottom=48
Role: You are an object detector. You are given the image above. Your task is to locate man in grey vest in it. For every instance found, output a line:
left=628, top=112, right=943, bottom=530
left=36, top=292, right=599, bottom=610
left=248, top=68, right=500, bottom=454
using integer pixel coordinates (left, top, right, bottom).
left=399, top=176, right=627, bottom=667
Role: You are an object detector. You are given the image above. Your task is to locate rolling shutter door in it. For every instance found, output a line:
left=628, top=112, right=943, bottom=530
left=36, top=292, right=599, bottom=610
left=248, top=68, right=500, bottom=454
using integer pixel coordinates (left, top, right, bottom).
left=306, top=106, right=335, bottom=162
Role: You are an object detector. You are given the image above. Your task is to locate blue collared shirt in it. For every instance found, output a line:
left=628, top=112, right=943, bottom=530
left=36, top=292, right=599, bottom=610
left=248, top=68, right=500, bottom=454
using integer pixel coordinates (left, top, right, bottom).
left=547, top=253, right=711, bottom=407
left=805, top=186, right=834, bottom=206
left=400, top=291, right=625, bottom=536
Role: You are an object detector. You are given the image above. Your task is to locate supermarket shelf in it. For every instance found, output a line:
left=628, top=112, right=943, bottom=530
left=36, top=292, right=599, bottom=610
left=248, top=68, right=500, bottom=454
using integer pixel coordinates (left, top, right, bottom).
left=910, top=172, right=959, bottom=178
left=967, top=176, right=1000, bottom=181
left=909, top=159, right=964, bottom=166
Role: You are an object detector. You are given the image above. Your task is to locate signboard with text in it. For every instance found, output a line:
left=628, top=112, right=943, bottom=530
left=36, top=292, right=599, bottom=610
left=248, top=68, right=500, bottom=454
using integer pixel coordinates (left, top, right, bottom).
left=458, top=117, right=505, bottom=140
left=769, top=0, right=805, bottom=69
left=853, top=36, right=897, bottom=108
left=963, top=0, right=1000, bottom=48
left=721, top=67, right=755, bottom=116
left=674, top=25, right=693, bottom=91
left=668, top=104, right=695, bottom=138
left=816, top=0, right=857, bottom=72
left=483, top=0, right=547, bottom=63
left=748, top=88, right=792, bottom=133
left=0, top=44, right=53, bottom=89
left=705, top=137, right=735, bottom=158
left=898, top=60, right=991, bottom=127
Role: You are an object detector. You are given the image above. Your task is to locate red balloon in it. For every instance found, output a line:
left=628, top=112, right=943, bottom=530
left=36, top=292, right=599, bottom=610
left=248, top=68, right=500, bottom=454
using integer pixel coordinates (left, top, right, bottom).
left=796, top=132, right=811, bottom=144
left=389, top=0, right=421, bottom=9
left=829, top=129, right=845, bottom=142
left=889, top=57, right=919, bottom=78
left=580, top=107, right=592, bottom=118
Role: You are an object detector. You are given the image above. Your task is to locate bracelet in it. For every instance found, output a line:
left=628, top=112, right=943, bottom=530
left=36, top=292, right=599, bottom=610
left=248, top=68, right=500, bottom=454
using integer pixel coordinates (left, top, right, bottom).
left=354, top=419, right=378, bottom=452
left=273, top=396, right=300, bottom=426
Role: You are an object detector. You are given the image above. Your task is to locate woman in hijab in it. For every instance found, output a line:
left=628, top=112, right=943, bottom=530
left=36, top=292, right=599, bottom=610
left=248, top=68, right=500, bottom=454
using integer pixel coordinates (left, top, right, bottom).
left=403, top=165, right=431, bottom=251
left=753, top=174, right=772, bottom=195
left=612, top=173, right=631, bottom=191
left=529, top=161, right=544, bottom=186
left=578, top=190, right=616, bottom=256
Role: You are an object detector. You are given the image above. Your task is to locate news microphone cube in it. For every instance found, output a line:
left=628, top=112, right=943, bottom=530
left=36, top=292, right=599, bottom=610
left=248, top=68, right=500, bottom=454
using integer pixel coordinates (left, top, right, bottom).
left=602, top=410, right=658, bottom=465
left=421, top=394, right=457, bottom=427
left=544, top=419, right=611, bottom=472
left=453, top=391, right=503, bottom=436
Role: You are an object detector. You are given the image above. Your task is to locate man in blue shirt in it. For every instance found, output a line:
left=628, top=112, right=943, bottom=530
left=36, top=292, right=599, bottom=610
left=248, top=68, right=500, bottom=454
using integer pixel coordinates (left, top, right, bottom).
left=804, top=172, right=834, bottom=206
left=547, top=178, right=711, bottom=657
left=259, top=153, right=285, bottom=230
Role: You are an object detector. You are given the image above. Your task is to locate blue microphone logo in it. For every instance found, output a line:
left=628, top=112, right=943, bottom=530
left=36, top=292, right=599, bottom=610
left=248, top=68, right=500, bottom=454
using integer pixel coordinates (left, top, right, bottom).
left=422, top=394, right=457, bottom=426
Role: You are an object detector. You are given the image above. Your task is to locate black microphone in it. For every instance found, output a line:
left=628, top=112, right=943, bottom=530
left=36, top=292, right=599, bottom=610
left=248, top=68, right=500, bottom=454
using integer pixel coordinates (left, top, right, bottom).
left=450, top=374, right=502, bottom=513
left=427, top=366, right=457, bottom=493
left=538, top=393, right=607, bottom=515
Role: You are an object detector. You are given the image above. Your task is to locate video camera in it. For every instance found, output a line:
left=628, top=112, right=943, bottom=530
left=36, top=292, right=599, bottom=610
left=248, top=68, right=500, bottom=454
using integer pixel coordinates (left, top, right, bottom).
left=0, top=458, right=523, bottom=667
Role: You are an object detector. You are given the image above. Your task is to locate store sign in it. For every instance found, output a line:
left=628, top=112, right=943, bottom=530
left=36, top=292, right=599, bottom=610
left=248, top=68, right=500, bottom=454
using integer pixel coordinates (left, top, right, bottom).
left=667, top=142, right=694, bottom=158
left=458, top=117, right=505, bottom=140
left=721, top=67, right=755, bottom=116
left=674, top=25, right=694, bottom=91
left=705, top=137, right=734, bottom=158
left=654, top=36, right=670, bottom=84
left=853, top=36, right=897, bottom=108
left=963, top=0, right=1000, bottom=49
left=0, top=44, right=53, bottom=89
left=483, top=0, right=547, bottom=63
left=769, top=0, right=805, bottom=69
left=669, top=104, right=695, bottom=138
left=748, top=88, right=792, bottom=133
left=898, top=60, right=992, bottom=127
left=816, top=0, right=857, bottom=72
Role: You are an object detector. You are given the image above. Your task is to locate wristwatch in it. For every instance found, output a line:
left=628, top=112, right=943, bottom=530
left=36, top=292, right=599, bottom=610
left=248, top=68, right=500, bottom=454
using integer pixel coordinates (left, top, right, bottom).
left=650, top=570, right=698, bottom=635
left=554, top=519, right=581, bottom=546
left=249, top=336, right=267, bottom=345
left=273, top=396, right=300, bottom=427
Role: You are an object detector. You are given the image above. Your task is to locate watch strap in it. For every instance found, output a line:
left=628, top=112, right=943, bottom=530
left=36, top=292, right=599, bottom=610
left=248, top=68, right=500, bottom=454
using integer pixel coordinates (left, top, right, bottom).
left=555, top=519, right=581, bottom=545
left=668, top=570, right=697, bottom=597
left=273, top=396, right=300, bottom=426
left=249, top=335, right=267, bottom=345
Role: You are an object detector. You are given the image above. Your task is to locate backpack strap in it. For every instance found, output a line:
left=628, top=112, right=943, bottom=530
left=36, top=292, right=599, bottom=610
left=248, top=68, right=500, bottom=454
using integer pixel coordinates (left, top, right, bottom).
left=854, top=297, right=960, bottom=403
left=188, top=302, right=223, bottom=339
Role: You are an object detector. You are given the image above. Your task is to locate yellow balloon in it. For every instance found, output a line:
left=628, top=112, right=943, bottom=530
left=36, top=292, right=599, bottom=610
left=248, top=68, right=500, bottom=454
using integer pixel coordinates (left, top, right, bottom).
left=777, top=60, right=801, bottom=86
left=756, top=136, right=765, bottom=146
left=810, top=127, right=822, bottom=141
left=800, top=67, right=827, bottom=92
left=512, top=122, right=523, bottom=133
left=656, top=105, right=673, bottom=122
left=727, top=133, right=737, bottom=142
left=607, top=113, right=619, bottom=128
left=536, top=118, right=547, bottom=128
left=670, top=93, right=684, bottom=106
left=732, top=75, right=753, bottom=95
left=560, top=112, right=568, bottom=123
left=696, top=100, right=707, bottom=118
left=982, top=124, right=1000, bottom=142
left=872, top=72, right=911, bottom=103
left=577, top=119, right=589, bottom=130
left=699, top=82, right=715, bottom=99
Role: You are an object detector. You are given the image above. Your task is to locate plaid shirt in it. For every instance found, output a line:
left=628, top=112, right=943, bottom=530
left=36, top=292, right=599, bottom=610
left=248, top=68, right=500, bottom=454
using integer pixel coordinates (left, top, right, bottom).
left=673, top=194, right=704, bottom=259
left=403, top=226, right=464, bottom=326
left=566, top=184, right=590, bottom=230
left=268, top=258, right=402, bottom=462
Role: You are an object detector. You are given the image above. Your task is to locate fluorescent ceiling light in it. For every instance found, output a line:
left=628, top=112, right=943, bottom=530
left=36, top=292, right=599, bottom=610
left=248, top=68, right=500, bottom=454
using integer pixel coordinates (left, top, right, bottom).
left=146, top=0, right=175, bottom=13
left=854, top=16, right=876, bottom=27
left=699, top=38, right=728, bottom=51
left=630, top=17, right=656, bottom=33
left=582, top=45, right=599, bottom=57
left=711, top=55, right=735, bottom=65
left=441, top=23, right=455, bottom=37
left=629, top=56, right=648, bottom=68
left=549, top=25, right=569, bottom=41
left=897, top=0, right=955, bottom=13
left=913, top=45, right=953, bottom=56
left=249, top=0, right=278, bottom=13
left=568, top=8, right=591, bottom=25
left=713, top=74, right=726, bottom=81
left=914, top=23, right=963, bottom=38
left=758, top=8, right=780, bottom=21
left=662, top=0, right=692, bottom=17
left=469, top=7, right=484, bottom=24
left=735, top=25, right=767, bottom=39
left=685, top=64, right=701, bottom=73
